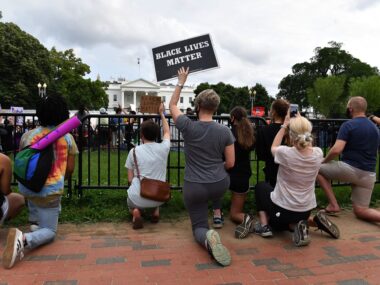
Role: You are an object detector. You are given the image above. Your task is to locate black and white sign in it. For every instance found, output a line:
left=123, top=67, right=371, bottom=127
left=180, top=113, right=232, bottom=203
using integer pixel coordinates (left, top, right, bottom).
left=152, top=34, right=219, bottom=82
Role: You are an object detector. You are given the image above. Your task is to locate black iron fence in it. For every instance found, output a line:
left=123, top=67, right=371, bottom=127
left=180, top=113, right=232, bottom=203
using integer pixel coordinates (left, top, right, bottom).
left=1, top=112, right=379, bottom=197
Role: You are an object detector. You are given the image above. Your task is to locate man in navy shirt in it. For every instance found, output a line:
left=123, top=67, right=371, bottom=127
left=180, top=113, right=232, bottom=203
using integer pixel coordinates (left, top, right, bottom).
left=318, top=96, right=380, bottom=223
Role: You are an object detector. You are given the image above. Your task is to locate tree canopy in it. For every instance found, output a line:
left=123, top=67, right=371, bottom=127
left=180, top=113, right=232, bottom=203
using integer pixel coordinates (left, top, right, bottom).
left=349, top=76, right=380, bottom=114
left=278, top=41, right=378, bottom=111
left=194, top=82, right=273, bottom=115
left=0, top=21, right=108, bottom=109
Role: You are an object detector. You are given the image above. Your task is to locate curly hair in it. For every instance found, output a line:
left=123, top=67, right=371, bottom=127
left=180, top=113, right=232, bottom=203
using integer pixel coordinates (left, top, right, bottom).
left=36, top=94, right=69, bottom=127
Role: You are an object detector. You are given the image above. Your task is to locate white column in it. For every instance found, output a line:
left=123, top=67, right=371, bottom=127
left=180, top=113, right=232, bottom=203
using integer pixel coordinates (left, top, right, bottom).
left=121, top=91, right=125, bottom=109
left=133, top=91, right=137, bottom=106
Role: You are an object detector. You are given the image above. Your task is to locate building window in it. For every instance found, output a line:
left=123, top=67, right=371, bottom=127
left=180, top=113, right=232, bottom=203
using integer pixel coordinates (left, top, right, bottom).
left=189, top=97, right=193, bottom=103
left=113, top=94, right=118, bottom=102
left=180, top=97, right=184, bottom=103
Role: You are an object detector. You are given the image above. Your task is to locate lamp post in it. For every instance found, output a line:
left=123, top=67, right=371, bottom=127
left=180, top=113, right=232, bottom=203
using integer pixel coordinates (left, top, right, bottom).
left=37, top=83, right=47, bottom=98
left=249, top=89, right=256, bottom=116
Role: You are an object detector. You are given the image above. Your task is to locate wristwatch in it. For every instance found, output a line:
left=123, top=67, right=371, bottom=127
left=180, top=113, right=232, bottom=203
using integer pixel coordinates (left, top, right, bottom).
left=176, top=83, right=184, bottom=89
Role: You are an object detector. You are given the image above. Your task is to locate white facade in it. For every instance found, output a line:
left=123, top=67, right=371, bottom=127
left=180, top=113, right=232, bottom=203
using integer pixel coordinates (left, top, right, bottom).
left=105, top=78, right=195, bottom=113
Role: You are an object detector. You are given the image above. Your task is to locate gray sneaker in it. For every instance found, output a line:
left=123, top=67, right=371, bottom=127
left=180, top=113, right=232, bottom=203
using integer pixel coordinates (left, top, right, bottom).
left=235, top=214, right=253, bottom=239
left=313, top=210, right=340, bottom=239
left=253, top=222, right=273, bottom=237
left=206, top=229, right=231, bottom=266
left=293, top=220, right=310, bottom=247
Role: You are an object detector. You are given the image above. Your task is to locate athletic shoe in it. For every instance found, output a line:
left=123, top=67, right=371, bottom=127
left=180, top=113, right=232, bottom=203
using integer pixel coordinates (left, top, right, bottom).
left=2, top=228, right=24, bottom=269
left=30, top=223, right=40, bottom=232
left=253, top=222, right=273, bottom=237
left=313, top=210, right=340, bottom=239
left=235, top=214, right=253, bottom=239
left=206, top=229, right=231, bottom=266
left=213, top=213, right=224, bottom=229
left=293, top=220, right=310, bottom=247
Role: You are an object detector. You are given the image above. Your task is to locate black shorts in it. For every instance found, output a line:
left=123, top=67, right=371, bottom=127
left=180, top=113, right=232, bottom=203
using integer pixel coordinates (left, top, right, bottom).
left=229, top=174, right=250, bottom=194
left=255, top=182, right=311, bottom=231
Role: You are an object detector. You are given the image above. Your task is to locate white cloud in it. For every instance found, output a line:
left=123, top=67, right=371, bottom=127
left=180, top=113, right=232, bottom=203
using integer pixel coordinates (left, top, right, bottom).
left=1, top=0, right=380, bottom=96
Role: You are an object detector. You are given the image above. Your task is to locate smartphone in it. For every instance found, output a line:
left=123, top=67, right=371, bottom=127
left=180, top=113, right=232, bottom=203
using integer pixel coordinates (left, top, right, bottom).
left=290, top=104, right=298, bottom=117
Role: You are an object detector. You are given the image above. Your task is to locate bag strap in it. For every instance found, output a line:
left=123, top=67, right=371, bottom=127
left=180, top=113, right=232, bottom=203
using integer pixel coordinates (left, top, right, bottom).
left=132, top=148, right=141, bottom=181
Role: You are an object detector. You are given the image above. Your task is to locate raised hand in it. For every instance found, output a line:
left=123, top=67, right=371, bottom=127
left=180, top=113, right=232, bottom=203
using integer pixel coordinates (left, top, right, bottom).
left=177, top=67, right=189, bottom=85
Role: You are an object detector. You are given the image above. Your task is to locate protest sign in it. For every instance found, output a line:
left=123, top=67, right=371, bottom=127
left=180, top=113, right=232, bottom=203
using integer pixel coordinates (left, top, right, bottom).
left=140, top=96, right=162, bottom=114
left=10, top=106, right=24, bottom=125
left=152, top=34, right=218, bottom=82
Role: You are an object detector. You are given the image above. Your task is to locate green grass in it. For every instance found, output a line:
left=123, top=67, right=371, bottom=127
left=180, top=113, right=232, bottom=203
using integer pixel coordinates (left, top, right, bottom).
left=5, top=149, right=380, bottom=226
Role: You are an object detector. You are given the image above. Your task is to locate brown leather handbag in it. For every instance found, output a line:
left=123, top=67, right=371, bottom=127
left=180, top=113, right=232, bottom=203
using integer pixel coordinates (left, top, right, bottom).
left=132, top=148, right=171, bottom=202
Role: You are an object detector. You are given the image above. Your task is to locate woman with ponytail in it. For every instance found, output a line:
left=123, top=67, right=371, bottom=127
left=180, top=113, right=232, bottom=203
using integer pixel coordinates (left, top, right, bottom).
left=228, top=107, right=256, bottom=239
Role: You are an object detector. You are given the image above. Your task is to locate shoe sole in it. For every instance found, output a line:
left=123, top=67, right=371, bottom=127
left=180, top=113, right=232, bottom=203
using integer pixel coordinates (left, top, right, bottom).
left=293, top=221, right=310, bottom=247
left=206, top=230, right=231, bottom=266
left=234, top=224, right=250, bottom=239
left=315, top=211, right=340, bottom=239
left=133, top=216, right=143, bottom=229
left=2, top=228, right=19, bottom=269
left=260, top=231, right=273, bottom=238
left=213, top=223, right=223, bottom=229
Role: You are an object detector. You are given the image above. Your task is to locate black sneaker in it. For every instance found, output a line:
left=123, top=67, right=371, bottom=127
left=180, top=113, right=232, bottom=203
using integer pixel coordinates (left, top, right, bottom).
left=234, top=214, right=253, bottom=239
left=213, top=213, right=224, bottom=229
left=253, top=222, right=273, bottom=237
left=293, top=220, right=310, bottom=247
left=313, top=210, right=340, bottom=239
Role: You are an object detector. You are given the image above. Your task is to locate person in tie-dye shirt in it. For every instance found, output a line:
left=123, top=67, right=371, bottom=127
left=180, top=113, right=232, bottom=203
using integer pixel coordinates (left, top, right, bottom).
left=2, top=94, right=78, bottom=269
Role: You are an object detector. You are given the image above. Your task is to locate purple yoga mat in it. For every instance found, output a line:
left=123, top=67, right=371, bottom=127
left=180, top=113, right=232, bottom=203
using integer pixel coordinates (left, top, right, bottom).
left=30, top=115, right=81, bottom=150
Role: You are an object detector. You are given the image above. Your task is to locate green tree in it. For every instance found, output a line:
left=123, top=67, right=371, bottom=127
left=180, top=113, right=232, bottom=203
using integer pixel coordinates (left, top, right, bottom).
left=278, top=41, right=378, bottom=109
left=0, top=22, right=51, bottom=108
left=49, top=48, right=108, bottom=109
left=307, top=76, right=346, bottom=118
left=194, top=82, right=272, bottom=115
left=349, top=76, right=380, bottom=114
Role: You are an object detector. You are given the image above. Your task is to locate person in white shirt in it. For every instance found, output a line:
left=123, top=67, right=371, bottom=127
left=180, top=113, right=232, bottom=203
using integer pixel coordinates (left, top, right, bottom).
left=254, top=111, right=340, bottom=246
left=125, top=103, right=170, bottom=229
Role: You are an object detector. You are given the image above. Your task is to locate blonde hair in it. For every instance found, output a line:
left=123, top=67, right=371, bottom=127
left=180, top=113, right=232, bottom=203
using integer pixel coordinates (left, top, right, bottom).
left=194, top=89, right=220, bottom=113
left=289, top=116, right=313, bottom=149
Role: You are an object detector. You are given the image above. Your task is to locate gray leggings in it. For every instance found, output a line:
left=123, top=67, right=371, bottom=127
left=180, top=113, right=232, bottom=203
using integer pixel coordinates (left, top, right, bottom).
left=183, top=176, right=230, bottom=247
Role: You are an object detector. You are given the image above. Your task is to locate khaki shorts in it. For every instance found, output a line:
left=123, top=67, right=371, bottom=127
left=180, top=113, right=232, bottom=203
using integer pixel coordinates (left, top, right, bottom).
left=319, top=161, right=376, bottom=207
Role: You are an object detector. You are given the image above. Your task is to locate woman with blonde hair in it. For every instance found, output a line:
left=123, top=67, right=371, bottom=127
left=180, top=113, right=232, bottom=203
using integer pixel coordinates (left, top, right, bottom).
left=253, top=110, right=340, bottom=246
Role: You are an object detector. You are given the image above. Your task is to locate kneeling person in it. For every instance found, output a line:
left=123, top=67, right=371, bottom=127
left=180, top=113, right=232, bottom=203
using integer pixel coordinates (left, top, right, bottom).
left=125, top=104, right=170, bottom=229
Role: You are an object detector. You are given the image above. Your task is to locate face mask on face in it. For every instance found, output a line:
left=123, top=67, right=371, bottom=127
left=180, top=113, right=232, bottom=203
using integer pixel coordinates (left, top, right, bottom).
left=345, top=107, right=352, bottom=119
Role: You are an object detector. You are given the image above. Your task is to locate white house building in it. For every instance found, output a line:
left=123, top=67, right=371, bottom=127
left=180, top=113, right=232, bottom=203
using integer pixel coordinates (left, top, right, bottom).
left=105, top=78, right=195, bottom=113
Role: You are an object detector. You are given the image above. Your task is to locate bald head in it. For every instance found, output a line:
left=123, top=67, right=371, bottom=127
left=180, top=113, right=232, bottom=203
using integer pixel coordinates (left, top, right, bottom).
left=348, top=96, right=367, bottom=113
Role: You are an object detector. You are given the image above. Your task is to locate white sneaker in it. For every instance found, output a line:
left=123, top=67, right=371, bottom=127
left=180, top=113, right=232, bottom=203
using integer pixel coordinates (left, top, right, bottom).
left=2, top=228, right=25, bottom=269
left=30, top=224, right=40, bottom=232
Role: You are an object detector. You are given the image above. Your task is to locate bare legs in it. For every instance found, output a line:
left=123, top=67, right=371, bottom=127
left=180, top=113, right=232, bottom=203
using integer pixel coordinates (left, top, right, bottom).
left=316, top=174, right=340, bottom=213
left=229, top=193, right=248, bottom=224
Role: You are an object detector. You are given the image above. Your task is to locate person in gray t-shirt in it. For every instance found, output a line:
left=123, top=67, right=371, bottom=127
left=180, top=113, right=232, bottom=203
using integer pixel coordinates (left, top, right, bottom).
left=169, top=67, right=235, bottom=267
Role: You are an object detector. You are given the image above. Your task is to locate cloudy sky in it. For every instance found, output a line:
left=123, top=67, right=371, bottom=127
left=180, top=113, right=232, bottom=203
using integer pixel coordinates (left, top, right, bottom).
left=2, top=0, right=380, bottom=96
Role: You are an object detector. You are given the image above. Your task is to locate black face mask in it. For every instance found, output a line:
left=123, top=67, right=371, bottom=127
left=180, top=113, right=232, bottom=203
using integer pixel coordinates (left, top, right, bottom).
left=345, top=108, right=352, bottom=119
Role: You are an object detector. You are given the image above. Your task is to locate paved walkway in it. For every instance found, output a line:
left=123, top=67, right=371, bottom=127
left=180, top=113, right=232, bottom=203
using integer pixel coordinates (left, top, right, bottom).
left=0, top=210, right=379, bottom=285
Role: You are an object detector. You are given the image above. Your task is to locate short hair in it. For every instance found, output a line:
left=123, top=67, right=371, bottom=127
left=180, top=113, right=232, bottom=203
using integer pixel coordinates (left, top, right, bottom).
left=289, top=116, right=313, bottom=149
left=140, top=120, right=160, bottom=141
left=194, top=89, right=220, bottom=113
left=348, top=96, right=367, bottom=113
left=271, top=99, right=290, bottom=119
left=36, top=94, right=69, bottom=127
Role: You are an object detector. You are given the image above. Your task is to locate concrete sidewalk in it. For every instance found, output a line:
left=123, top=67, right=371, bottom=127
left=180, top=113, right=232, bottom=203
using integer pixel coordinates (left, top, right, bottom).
left=0, top=210, right=379, bottom=285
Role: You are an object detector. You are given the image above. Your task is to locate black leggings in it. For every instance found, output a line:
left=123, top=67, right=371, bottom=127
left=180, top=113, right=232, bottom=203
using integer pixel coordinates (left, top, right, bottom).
left=183, top=176, right=230, bottom=247
left=255, top=182, right=311, bottom=231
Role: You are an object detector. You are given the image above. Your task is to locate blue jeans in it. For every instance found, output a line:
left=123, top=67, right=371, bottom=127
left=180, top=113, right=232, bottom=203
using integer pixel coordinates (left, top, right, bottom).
left=24, top=198, right=61, bottom=249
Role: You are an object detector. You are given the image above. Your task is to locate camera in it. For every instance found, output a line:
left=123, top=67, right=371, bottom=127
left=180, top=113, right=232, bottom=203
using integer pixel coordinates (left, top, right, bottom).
left=290, top=104, right=298, bottom=118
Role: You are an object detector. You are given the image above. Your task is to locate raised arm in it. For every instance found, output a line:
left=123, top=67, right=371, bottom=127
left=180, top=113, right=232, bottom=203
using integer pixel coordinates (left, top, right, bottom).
left=169, top=67, right=189, bottom=123
left=159, top=103, right=170, bottom=140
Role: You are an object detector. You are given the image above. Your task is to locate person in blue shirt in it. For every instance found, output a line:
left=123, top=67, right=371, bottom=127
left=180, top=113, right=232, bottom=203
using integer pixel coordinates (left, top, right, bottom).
left=318, top=96, right=380, bottom=223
